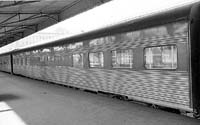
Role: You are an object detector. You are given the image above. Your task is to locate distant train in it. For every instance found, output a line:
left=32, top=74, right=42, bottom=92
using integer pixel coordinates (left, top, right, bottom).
left=0, top=0, right=200, bottom=118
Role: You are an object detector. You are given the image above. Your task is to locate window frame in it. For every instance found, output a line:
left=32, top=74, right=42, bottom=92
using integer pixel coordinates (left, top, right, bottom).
left=72, top=53, right=84, bottom=68
left=143, top=44, right=178, bottom=70
left=67, top=42, right=83, bottom=50
left=111, top=49, right=133, bottom=69
left=88, top=51, right=104, bottom=68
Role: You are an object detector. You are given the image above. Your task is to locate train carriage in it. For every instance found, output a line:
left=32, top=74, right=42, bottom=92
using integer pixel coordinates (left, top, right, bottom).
left=0, top=0, right=200, bottom=117
left=0, top=55, right=12, bottom=73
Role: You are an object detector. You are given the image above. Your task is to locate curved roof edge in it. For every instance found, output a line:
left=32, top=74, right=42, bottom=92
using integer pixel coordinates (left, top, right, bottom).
left=0, top=0, right=199, bottom=55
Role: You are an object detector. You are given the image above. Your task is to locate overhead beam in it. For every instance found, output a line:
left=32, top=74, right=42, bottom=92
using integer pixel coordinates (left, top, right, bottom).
left=41, top=14, right=59, bottom=22
left=59, top=0, right=82, bottom=13
left=0, top=14, right=18, bottom=25
left=12, top=32, right=24, bottom=38
left=0, top=26, right=33, bottom=35
left=0, top=24, right=35, bottom=27
left=0, top=12, right=59, bottom=15
left=0, top=28, right=23, bottom=35
left=0, top=14, right=40, bottom=26
left=0, top=32, right=24, bottom=43
left=0, top=25, right=36, bottom=42
left=0, top=0, right=41, bottom=8
left=0, top=13, right=58, bottom=26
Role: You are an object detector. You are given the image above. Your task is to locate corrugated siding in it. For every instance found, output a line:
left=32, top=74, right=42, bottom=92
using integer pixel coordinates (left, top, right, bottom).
left=13, top=65, right=190, bottom=110
left=87, top=33, right=188, bottom=52
left=12, top=31, right=191, bottom=111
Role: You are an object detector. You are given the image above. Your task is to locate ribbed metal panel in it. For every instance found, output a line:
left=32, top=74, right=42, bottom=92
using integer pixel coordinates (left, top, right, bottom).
left=69, top=68, right=190, bottom=109
left=10, top=30, right=191, bottom=111
left=13, top=65, right=190, bottom=111
left=87, top=33, right=188, bottom=52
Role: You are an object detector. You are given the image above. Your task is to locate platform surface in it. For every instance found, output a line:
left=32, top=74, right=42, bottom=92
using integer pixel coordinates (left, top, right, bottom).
left=0, top=72, right=199, bottom=125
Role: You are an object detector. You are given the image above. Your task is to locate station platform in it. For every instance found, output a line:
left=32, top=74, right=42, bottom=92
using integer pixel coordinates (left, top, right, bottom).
left=0, top=72, right=199, bottom=125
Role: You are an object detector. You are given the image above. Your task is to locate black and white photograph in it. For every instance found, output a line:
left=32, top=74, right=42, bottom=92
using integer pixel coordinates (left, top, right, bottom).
left=0, top=0, right=200, bottom=124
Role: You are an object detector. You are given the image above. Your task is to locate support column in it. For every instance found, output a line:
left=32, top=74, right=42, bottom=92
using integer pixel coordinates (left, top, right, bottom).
left=10, top=54, right=13, bottom=74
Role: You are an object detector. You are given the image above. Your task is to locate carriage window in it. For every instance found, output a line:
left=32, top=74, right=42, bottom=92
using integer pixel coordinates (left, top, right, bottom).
left=112, top=49, right=133, bottom=68
left=72, top=53, right=83, bottom=68
left=24, top=57, right=27, bottom=65
left=89, top=38, right=104, bottom=47
left=54, top=55, right=65, bottom=66
left=144, top=45, right=177, bottom=69
left=67, top=42, right=83, bottom=50
left=89, top=52, right=104, bottom=68
left=54, top=56, right=60, bottom=63
left=54, top=46, right=65, bottom=52
left=20, top=58, right=23, bottom=65
left=27, top=57, right=30, bottom=66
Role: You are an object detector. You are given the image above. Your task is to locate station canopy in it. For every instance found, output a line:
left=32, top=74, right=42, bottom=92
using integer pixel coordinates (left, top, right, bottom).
left=0, top=0, right=199, bottom=55
left=0, top=0, right=83, bottom=45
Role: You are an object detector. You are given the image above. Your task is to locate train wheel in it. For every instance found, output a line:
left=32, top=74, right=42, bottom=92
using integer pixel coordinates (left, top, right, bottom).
left=151, top=104, right=159, bottom=109
left=193, top=113, right=200, bottom=119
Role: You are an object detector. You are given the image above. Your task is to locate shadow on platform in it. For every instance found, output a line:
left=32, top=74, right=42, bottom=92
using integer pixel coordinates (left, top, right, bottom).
left=0, top=94, right=21, bottom=101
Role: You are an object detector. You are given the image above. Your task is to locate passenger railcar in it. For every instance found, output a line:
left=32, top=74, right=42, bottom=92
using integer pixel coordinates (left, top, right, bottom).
left=0, top=55, right=12, bottom=73
left=0, top=0, right=200, bottom=118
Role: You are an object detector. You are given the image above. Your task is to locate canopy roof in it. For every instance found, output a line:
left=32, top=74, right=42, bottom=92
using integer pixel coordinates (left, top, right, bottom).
left=0, top=0, right=84, bottom=45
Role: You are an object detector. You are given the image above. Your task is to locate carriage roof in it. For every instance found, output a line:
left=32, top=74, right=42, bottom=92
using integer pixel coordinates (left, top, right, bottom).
left=0, top=0, right=198, bottom=55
